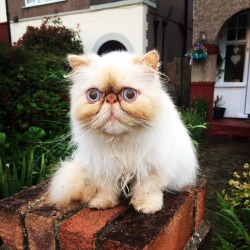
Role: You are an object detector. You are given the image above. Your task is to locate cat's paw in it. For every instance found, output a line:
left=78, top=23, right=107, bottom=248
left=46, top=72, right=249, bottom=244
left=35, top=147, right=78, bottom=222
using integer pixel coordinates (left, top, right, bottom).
left=88, top=194, right=118, bottom=209
left=48, top=159, right=97, bottom=207
left=130, top=191, right=163, bottom=214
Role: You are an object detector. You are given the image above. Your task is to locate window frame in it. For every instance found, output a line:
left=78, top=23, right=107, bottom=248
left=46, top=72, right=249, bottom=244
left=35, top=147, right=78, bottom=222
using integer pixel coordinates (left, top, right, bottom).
left=216, top=12, right=250, bottom=88
left=25, top=0, right=66, bottom=8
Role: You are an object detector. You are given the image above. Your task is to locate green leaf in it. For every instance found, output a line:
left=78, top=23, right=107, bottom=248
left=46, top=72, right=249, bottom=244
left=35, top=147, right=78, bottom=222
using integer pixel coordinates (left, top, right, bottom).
left=39, top=154, right=46, bottom=183
left=241, top=208, right=250, bottom=231
left=20, top=155, right=27, bottom=187
left=28, top=127, right=46, bottom=139
left=0, top=158, right=4, bottom=198
left=216, top=192, right=232, bottom=210
left=214, top=234, right=235, bottom=250
left=0, top=132, right=6, bottom=145
left=25, top=150, right=34, bottom=187
left=12, top=163, right=20, bottom=193
left=214, top=208, right=250, bottom=248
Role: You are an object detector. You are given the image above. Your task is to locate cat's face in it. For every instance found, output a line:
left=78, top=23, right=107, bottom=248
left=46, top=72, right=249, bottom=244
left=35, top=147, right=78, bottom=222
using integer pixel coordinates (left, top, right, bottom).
left=68, top=51, right=162, bottom=135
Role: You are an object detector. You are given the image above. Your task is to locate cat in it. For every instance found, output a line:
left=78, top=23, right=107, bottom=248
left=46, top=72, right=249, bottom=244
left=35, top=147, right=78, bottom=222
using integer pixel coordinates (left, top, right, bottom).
left=48, top=50, right=198, bottom=214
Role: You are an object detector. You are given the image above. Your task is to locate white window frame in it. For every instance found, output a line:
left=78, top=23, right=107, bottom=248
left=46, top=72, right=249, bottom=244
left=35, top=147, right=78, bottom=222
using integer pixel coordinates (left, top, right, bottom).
left=25, top=0, right=66, bottom=7
left=216, top=12, right=250, bottom=88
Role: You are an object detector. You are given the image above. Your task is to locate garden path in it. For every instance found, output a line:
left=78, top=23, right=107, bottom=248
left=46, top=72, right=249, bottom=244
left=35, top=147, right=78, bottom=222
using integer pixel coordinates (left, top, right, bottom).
left=199, top=138, right=250, bottom=222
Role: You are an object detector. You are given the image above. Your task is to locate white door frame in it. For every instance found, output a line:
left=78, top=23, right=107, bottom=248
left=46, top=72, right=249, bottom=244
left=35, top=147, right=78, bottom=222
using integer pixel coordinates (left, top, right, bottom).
left=215, top=11, right=250, bottom=118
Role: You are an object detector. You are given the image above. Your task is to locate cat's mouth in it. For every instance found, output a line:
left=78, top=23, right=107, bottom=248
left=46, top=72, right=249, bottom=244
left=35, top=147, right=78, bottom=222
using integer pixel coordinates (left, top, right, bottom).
left=107, top=111, right=120, bottom=123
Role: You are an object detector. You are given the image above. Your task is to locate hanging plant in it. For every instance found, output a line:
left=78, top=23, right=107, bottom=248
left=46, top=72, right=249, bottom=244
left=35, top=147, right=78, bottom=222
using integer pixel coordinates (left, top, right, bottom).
left=186, top=42, right=208, bottom=65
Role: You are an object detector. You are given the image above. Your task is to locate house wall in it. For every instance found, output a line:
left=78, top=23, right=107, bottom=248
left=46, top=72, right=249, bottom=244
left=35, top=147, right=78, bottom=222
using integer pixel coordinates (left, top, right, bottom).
left=0, top=0, right=10, bottom=44
left=10, top=3, right=148, bottom=54
left=191, top=0, right=250, bottom=119
left=0, top=0, right=7, bottom=23
left=147, top=0, right=193, bottom=67
left=8, top=0, right=90, bottom=20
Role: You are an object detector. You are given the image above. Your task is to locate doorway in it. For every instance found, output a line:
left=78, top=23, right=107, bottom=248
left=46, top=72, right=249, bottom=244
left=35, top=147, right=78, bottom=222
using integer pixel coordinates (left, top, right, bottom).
left=215, top=11, right=250, bottom=118
left=97, top=40, right=127, bottom=56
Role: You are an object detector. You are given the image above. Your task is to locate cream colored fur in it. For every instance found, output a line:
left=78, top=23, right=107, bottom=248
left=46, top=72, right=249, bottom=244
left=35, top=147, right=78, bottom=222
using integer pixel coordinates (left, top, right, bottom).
left=48, top=50, right=198, bottom=214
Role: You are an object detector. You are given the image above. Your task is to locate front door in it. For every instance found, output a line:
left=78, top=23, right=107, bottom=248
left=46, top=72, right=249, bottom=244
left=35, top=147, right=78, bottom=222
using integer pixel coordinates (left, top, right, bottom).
left=215, top=11, right=250, bottom=118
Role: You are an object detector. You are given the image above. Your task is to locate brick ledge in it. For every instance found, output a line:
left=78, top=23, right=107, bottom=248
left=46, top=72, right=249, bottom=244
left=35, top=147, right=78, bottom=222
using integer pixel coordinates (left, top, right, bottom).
left=0, top=179, right=207, bottom=250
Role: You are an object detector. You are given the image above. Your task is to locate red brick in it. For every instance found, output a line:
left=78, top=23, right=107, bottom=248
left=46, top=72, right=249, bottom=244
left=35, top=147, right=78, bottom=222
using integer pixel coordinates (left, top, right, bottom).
left=101, top=192, right=194, bottom=250
left=193, top=179, right=207, bottom=230
left=25, top=203, right=66, bottom=250
left=60, top=201, right=128, bottom=250
left=147, top=193, right=194, bottom=250
left=0, top=182, right=48, bottom=250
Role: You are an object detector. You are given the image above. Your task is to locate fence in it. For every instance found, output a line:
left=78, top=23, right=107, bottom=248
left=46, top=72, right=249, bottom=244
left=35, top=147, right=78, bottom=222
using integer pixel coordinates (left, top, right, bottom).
left=165, top=57, right=191, bottom=107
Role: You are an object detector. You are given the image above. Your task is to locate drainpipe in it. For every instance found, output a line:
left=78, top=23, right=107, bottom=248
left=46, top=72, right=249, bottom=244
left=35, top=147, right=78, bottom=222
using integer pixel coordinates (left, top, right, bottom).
left=153, top=16, right=159, bottom=49
left=161, top=6, right=173, bottom=72
left=183, top=0, right=188, bottom=56
left=179, top=0, right=189, bottom=106
left=5, top=0, right=12, bottom=45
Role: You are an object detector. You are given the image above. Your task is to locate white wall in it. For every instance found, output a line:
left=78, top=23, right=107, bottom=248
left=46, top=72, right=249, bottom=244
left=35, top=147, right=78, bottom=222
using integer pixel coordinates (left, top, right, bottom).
left=214, top=86, right=247, bottom=118
left=10, top=4, right=148, bottom=55
left=0, top=0, right=7, bottom=23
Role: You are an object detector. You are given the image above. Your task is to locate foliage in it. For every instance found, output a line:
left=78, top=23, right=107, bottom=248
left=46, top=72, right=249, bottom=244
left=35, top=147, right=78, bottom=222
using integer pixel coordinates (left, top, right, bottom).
left=185, top=42, right=208, bottom=60
left=214, top=95, right=225, bottom=108
left=221, top=163, right=250, bottom=209
left=14, top=17, right=83, bottom=56
left=0, top=17, right=83, bottom=199
left=180, top=98, right=208, bottom=148
left=213, top=163, right=250, bottom=249
left=0, top=127, right=72, bottom=199
left=0, top=44, right=70, bottom=133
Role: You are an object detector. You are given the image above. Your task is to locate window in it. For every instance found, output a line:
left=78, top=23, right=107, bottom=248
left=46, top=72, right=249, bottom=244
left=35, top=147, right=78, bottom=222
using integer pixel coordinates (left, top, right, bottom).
left=25, top=0, right=64, bottom=7
left=218, top=13, right=249, bottom=85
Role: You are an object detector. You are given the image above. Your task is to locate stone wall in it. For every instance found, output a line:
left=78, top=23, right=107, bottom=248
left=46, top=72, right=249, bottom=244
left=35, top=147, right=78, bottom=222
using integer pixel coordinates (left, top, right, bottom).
left=193, top=0, right=250, bottom=44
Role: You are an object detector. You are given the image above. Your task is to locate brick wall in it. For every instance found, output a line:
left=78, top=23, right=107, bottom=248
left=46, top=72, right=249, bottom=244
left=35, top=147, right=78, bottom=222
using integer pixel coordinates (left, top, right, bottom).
left=0, top=179, right=207, bottom=250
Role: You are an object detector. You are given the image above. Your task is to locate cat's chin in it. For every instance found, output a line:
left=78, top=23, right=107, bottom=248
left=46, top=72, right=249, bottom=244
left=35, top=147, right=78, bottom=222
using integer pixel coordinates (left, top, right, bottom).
left=103, top=124, right=132, bottom=135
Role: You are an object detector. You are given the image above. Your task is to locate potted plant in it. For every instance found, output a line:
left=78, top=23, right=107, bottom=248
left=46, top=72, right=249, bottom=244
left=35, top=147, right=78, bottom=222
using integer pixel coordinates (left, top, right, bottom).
left=213, top=95, right=226, bottom=119
left=186, top=32, right=208, bottom=65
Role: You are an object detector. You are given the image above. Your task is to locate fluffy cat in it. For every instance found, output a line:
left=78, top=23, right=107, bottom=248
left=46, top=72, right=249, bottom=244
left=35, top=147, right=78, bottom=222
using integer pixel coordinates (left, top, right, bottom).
left=48, top=50, right=198, bottom=214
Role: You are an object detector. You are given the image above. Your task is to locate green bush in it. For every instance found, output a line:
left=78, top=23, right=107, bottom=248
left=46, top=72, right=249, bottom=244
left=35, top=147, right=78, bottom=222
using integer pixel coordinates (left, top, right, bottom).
left=180, top=98, right=208, bottom=148
left=0, top=16, right=83, bottom=199
left=0, top=46, right=70, bottom=132
left=0, top=127, right=72, bottom=199
left=14, top=17, right=83, bottom=56
left=213, top=164, right=250, bottom=249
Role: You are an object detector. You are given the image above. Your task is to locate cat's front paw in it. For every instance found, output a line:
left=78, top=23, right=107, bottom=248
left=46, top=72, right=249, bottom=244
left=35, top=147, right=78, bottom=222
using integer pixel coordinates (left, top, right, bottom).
left=88, top=193, right=118, bottom=209
left=130, top=191, right=163, bottom=214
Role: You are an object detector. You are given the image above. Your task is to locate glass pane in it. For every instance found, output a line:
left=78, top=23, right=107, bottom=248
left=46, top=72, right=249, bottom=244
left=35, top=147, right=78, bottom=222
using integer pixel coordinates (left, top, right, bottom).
left=38, top=0, right=52, bottom=3
left=228, top=16, right=237, bottom=28
left=224, top=44, right=246, bottom=82
left=27, top=0, right=36, bottom=3
left=237, top=28, right=247, bottom=40
left=227, top=29, right=236, bottom=41
left=238, top=14, right=247, bottom=27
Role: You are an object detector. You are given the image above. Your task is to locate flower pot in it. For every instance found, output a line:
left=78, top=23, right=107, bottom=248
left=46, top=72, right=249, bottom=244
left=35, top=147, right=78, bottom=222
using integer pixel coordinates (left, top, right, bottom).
left=193, top=52, right=208, bottom=60
left=213, top=107, right=226, bottom=119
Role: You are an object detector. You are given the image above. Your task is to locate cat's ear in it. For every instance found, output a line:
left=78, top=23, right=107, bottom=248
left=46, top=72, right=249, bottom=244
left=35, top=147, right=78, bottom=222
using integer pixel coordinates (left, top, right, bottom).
left=138, top=50, right=159, bottom=70
left=67, top=54, right=91, bottom=69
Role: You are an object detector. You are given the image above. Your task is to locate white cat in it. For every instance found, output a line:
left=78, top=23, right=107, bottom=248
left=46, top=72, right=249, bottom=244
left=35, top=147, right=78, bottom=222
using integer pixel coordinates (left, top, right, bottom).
left=48, top=50, right=198, bottom=214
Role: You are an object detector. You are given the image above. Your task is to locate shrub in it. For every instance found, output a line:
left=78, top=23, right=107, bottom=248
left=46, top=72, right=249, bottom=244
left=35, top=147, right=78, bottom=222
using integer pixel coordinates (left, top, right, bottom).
left=14, top=17, right=83, bottom=56
left=213, top=163, right=250, bottom=249
left=0, top=43, right=71, bottom=133
left=180, top=98, right=208, bottom=148
left=0, top=127, right=72, bottom=199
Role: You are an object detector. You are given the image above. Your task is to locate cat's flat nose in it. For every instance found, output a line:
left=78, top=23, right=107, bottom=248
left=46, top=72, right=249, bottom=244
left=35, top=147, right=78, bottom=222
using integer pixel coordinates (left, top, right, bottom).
left=105, top=93, right=118, bottom=104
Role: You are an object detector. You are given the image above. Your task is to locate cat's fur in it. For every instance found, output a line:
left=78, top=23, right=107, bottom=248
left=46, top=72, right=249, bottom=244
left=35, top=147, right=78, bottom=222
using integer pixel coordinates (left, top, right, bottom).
left=48, top=50, right=198, bottom=214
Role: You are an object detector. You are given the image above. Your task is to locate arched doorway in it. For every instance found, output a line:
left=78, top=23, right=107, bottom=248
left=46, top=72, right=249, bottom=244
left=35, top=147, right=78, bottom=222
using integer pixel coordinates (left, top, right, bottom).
left=97, top=40, right=127, bottom=56
left=215, top=10, right=250, bottom=118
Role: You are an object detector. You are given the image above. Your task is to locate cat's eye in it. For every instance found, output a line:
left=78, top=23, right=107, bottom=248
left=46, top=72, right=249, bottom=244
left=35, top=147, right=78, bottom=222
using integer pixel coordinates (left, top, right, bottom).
left=122, top=88, right=137, bottom=102
left=87, top=88, right=101, bottom=102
